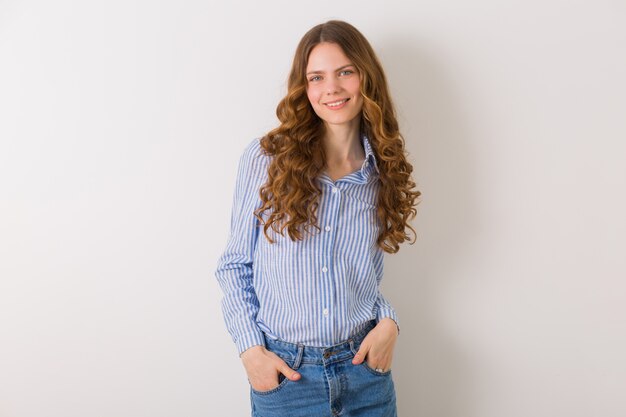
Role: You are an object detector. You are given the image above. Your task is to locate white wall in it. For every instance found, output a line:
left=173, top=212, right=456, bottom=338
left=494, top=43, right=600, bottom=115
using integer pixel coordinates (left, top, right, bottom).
left=1, top=1, right=624, bottom=416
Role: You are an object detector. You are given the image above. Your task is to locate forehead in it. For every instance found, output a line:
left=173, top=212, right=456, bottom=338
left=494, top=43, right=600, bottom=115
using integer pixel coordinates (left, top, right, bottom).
left=306, top=42, right=352, bottom=70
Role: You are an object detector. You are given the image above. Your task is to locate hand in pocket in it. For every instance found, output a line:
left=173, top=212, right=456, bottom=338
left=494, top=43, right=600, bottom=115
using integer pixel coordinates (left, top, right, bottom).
left=241, top=345, right=301, bottom=391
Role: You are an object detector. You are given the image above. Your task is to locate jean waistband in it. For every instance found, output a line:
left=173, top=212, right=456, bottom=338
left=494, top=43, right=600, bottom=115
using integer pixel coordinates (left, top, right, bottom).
left=262, top=320, right=376, bottom=366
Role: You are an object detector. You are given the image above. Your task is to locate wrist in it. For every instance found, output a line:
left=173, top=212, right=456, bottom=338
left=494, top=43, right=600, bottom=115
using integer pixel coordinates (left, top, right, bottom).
left=240, top=344, right=265, bottom=360
left=378, top=318, right=399, bottom=335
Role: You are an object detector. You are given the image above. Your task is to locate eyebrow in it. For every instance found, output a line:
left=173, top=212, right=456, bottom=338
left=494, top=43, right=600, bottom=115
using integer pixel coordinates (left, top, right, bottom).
left=306, top=64, right=355, bottom=75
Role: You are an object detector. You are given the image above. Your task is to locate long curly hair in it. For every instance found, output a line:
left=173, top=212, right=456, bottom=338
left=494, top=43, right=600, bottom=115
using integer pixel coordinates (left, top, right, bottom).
left=255, top=20, right=421, bottom=254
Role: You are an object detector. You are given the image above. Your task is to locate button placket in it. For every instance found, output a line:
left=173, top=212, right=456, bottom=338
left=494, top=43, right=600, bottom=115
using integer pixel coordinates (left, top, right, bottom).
left=322, top=182, right=341, bottom=341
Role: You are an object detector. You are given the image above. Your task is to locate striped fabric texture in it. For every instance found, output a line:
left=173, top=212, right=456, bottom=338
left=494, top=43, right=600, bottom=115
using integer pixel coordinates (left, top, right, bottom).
left=215, top=135, right=398, bottom=355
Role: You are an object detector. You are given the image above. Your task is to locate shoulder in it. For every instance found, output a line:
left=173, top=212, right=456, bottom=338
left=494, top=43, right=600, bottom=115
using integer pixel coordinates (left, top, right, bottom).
left=235, top=138, right=272, bottom=184
left=239, top=137, right=271, bottom=168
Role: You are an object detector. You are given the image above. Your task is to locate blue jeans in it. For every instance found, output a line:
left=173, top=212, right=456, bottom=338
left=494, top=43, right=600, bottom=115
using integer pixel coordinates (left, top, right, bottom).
left=250, top=321, right=397, bottom=417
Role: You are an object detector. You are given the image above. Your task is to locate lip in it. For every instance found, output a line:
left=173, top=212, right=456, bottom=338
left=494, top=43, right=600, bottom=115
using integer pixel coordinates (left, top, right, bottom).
left=323, top=98, right=350, bottom=110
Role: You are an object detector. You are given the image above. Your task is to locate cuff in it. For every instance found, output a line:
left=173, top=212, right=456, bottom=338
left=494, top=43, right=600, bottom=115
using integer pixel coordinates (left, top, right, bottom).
left=236, top=329, right=266, bottom=356
left=376, top=308, right=400, bottom=336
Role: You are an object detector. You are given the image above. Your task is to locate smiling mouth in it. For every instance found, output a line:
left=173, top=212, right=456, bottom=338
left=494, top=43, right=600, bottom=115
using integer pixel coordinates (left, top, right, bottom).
left=325, top=98, right=349, bottom=107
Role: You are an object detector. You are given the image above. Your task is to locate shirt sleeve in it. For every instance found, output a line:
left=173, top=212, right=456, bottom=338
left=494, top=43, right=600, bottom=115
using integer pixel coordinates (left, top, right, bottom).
left=375, top=292, right=400, bottom=335
left=215, top=138, right=269, bottom=355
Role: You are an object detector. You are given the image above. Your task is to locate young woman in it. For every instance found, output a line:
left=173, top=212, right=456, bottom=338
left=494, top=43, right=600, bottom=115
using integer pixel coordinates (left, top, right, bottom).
left=216, top=20, right=420, bottom=417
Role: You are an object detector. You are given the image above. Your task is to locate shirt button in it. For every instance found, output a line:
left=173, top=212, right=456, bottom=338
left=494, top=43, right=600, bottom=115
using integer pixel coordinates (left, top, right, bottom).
left=321, top=266, right=328, bottom=273
left=331, top=187, right=338, bottom=194
left=324, top=225, right=331, bottom=232
left=323, top=308, right=329, bottom=316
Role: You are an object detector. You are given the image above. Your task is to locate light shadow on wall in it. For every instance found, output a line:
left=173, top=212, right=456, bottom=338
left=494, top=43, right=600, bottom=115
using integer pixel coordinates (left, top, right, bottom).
left=379, top=36, right=481, bottom=417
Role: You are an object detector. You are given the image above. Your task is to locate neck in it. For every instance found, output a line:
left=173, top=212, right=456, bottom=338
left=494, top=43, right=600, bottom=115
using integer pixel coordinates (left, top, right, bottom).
left=322, top=119, right=364, bottom=164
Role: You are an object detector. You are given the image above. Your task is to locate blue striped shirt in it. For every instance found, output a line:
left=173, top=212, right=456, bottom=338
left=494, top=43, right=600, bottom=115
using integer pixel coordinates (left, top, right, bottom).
left=215, top=134, right=398, bottom=355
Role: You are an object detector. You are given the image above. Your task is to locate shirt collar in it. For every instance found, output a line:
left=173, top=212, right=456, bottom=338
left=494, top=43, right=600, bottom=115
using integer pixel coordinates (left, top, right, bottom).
left=317, top=133, right=380, bottom=186
left=360, top=133, right=380, bottom=178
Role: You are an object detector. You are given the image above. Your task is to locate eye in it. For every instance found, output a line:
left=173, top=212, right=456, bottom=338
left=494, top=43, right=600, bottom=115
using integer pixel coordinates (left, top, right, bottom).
left=309, top=75, right=322, bottom=82
left=339, top=69, right=354, bottom=76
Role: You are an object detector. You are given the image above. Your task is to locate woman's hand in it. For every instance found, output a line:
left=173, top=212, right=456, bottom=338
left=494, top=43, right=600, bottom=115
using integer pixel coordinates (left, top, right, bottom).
left=351, top=318, right=398, bottom=371
left=240, top=345, right=301, bottom=391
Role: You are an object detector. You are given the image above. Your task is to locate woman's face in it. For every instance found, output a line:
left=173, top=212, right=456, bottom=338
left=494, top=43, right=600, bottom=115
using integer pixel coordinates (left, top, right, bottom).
left=305, top=42, right=363, bottom=129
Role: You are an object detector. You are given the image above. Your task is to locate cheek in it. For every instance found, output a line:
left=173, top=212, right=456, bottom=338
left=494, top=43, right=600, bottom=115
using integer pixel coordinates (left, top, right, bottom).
left=306, top=87, right=319, bottom=107
left=348, top=79, right=362, bottom=96
left=354, top=94, right=364, bottom=108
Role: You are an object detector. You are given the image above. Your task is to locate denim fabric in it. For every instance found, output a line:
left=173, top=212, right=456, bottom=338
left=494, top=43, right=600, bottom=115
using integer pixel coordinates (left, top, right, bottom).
left=250, top=321, right=397, bottom=417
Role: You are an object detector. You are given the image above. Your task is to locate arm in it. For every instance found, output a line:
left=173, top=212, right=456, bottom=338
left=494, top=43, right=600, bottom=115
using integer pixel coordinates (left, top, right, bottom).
left=215, top=139, right=268, bottom=355
left=352, top=292, right=399, bottom=371
left=375, top=291, right=400, bottom=335
left=215, top=139, right=302, bottom=390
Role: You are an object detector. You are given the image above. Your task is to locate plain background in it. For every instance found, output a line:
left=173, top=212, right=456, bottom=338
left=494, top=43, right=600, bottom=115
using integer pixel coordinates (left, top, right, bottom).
left=1, top=1, right=625, bottom=416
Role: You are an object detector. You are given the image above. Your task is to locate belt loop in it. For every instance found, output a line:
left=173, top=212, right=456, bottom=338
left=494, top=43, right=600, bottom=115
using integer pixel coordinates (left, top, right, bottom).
left=348, top=339, right=357, bottom=355
left=293, top=343, right=304, bottom=370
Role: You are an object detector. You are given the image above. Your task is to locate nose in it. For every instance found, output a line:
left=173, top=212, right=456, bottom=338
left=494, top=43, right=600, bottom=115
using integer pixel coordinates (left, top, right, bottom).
left=325, top=77, right=341, bottom=95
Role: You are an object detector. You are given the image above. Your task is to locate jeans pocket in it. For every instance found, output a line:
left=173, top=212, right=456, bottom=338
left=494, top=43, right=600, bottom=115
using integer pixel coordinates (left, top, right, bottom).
left=361, top=360, right=392, bottom=376
left=250, top=356, right=294, bottom=396
left=349, top=341, right=392, bottom=376
left=250, top=374, right=291, bottom=396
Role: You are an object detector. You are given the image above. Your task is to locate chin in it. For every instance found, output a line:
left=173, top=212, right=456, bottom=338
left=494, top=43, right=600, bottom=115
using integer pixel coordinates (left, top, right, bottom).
left=322, top=114, right=361, bottom=126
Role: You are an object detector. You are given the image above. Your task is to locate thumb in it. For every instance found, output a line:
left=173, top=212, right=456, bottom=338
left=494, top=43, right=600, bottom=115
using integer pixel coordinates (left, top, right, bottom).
left=352, top=343, right=369, bottom=365
left=278, top=361, right=301, bottom=381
